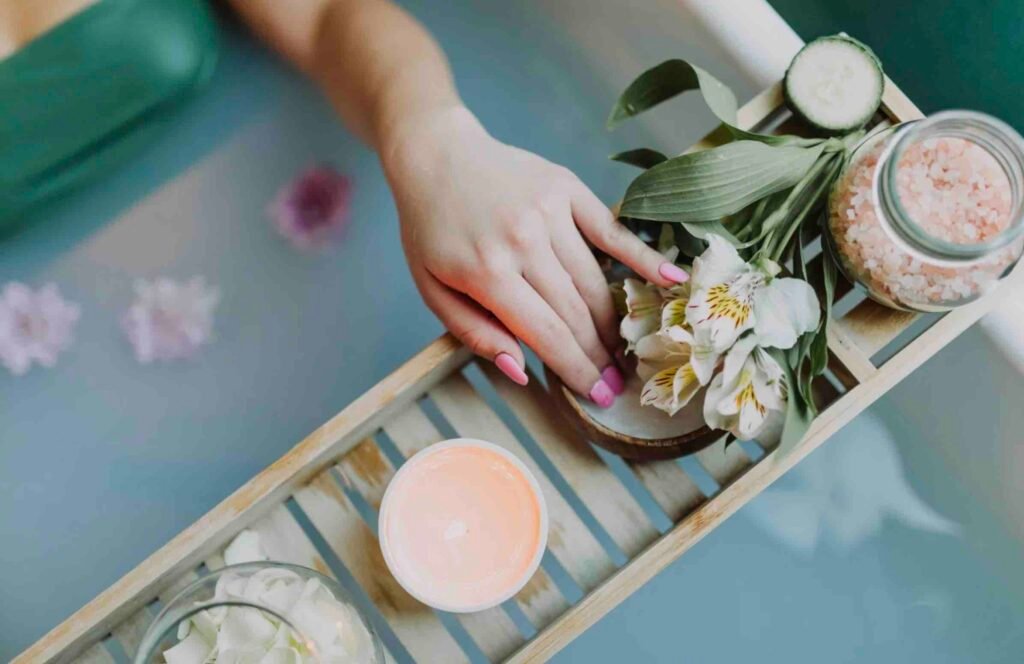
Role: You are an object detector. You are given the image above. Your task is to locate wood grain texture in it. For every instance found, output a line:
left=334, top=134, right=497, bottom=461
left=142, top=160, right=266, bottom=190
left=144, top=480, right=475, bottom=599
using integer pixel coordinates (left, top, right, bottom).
left=834, top=299, right=919, bottom=357
left=695, top=437, right=752, bottom=489
left=482, top=363, right=659, bottom=558
left=625, top=459, right=705, bottom=523
left=15, top=335, right=470, bottom=664
left=826, top=322, right=879, bottom=383
left=71, top=643, right=116, bottom=664
left=109, top=606, right=151, bottom=660
left=337, top=434, right=524, bottom=662
left=430, top=373, right=615, bottom=593
left=293, top=471, right=469, bottom=664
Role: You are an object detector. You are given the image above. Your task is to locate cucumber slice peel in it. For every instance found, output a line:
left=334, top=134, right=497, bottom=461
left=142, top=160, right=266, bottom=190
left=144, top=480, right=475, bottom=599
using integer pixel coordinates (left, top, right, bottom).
left=784, top=34, right=884, bottom=134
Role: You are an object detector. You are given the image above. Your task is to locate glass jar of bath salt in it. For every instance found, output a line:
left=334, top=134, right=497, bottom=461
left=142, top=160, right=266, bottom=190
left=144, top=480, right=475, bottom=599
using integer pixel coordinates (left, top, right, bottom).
left=826, top=110, right=1024, bottom=312
left=135, top=562, right=385, bottom=664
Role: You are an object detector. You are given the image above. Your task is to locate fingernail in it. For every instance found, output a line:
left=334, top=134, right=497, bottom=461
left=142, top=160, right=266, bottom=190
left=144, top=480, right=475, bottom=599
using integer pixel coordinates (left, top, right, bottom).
left=589, top=379, right=616, bottom=408
left=494, top=352, right=529, bottom=386
left=659, top=262, right=689, bottom=284
left=601, top=365, right=625, bottom=395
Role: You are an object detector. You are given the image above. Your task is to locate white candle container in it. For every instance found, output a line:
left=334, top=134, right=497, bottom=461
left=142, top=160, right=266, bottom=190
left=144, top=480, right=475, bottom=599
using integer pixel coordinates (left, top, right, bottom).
left=378, top=438, right=549, bottom=613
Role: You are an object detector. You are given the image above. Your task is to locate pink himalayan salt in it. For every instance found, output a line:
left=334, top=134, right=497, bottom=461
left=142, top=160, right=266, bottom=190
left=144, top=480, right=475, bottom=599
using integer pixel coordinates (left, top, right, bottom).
left=829, top=134, right=1020, bottom=308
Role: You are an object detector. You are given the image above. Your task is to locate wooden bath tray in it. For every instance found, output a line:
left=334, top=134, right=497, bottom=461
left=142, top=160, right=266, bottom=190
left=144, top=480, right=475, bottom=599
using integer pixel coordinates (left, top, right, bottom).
left=18, top=77, right=1022, bottom=664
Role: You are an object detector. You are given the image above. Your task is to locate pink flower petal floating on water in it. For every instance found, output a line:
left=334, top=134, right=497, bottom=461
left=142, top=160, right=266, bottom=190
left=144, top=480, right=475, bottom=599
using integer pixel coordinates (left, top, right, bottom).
left=0, top=282, right=80, bottom=376
left=122, top=277, right=220, bottom=364
left=269, top=164, right=352, bottom=250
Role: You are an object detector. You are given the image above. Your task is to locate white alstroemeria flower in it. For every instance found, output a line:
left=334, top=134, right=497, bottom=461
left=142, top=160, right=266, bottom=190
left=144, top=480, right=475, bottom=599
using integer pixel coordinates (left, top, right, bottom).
left=620, top=277, right=690, bottom=350
left=685, top=234, right=820, bottom=374
left=620, top=278, right=663, bottom=348
left=703, top=335, right=787, bottom=440
left=635, top=327, right=702, bottom=416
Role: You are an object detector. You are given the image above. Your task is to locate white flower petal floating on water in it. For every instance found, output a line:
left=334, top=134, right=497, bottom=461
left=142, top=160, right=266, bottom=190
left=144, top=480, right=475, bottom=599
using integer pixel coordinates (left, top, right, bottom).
left=122, top=277, right=219, bottom=364
left=704, top=341, right=786, bottom=440
left=0, top=282, right=80, bottom=376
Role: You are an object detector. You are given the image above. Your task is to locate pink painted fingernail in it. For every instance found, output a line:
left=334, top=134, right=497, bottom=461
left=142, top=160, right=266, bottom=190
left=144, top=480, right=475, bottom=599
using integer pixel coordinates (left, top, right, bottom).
left=494, top=353, right=529, bottom=386
left=659, top=262, right=689, bottom=284
left=601, top=365, right=625, bottom=395
left=589, top=379, right=616, bottom=408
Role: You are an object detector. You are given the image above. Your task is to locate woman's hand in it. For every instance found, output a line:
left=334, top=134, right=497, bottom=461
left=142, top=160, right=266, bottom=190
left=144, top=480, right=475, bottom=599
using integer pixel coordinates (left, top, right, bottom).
left=382, top=106, right=689, bottom=406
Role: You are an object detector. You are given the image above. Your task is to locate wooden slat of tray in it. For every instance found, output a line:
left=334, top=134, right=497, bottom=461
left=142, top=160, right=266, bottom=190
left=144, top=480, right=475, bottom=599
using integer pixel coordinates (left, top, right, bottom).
left=293, top=471, right=469, bottom=664
left=24, top=75, right=1018, bottom=664
left=625, top=458, right=705, bottom=522
left=481, top=363, right=660, bottom=558
left=382, top=406, right=526, bottom=661
left=695, top=437, right=753, bottom=489
left=429, top=374, right=616, bottom=593
left=72, top=643, right=116, bottom=664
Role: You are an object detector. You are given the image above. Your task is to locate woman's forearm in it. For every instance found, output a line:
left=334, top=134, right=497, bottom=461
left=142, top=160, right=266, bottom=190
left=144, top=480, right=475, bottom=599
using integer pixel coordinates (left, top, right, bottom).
left=229, top=0, right=463, bottom=152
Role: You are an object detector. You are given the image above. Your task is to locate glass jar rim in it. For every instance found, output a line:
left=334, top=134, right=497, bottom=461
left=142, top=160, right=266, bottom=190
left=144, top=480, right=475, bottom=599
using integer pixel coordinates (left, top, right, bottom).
left=135, top=562, right=382, bottom=664
left=876, top=110, right=1024, bottom=262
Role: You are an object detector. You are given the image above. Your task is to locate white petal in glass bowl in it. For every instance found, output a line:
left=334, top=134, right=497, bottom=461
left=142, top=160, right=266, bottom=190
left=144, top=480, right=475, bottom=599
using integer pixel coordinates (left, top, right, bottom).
left=162, top=629, right=213, bottom=664
left=218, top=605, right=278, bottom=652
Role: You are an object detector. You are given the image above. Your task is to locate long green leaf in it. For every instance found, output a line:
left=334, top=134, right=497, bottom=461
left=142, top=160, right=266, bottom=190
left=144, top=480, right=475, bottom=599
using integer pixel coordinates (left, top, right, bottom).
left=610, top=148, right=669, bottom=170
left=769, top=348, right=814, bottom=457
left=607, top=58, right=822, bottom=148
left=620, top=141, right=824, bottom=222
left=607, top=59, right=738, bottom=129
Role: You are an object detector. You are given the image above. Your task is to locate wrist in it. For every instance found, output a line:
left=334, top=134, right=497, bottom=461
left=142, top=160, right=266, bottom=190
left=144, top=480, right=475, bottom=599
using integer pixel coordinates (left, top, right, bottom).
left=378, top=104, right=487, bottom=174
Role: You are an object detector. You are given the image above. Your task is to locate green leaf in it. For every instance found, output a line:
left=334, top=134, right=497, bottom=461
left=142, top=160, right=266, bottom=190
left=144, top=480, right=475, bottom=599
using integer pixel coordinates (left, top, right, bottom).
left=607, top=59, right=738, bottom=129
left=681, top=221, right=740, bottom=245
left=656, top=223, right=676, bottom=254
left=727, top=126, right=823, bottom=147
left=673, top=225, right=706, bottom=258
left=807, top=252, right=838, bottom=402
left=620, top=141, right=824, bottom=222
left=610, top=148, right=669, bottom=170
left=769, top=348, right=815, bottom=457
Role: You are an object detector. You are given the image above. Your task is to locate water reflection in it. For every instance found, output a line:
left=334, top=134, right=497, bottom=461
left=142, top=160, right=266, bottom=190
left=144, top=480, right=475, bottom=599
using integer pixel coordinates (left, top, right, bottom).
left=746, top=413, right=959, bottom=556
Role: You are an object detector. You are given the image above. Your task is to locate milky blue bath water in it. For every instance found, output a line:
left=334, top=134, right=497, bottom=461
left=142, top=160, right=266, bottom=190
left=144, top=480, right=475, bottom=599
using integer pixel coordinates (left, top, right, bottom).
left=1, top=2, right=1021, bottom=661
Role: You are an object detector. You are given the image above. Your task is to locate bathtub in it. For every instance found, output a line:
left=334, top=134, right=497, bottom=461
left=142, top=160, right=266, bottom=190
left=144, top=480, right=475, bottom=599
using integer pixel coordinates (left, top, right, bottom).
left=1, top=1, right=1021, bottom=661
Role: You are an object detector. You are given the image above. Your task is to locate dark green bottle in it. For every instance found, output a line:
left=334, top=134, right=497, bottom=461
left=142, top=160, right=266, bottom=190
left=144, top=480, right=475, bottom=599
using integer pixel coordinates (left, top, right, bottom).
left=0, top=0, right=219, bottom=234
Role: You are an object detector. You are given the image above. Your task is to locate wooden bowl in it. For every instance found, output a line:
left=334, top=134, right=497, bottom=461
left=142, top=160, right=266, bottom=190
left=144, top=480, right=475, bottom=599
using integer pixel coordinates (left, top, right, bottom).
left=544, top=365, right=721, bottom=460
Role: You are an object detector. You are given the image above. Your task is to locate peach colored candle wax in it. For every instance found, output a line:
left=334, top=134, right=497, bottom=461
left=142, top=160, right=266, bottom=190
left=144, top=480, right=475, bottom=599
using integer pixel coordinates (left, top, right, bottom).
left=378, top=439, right=548, bottom=612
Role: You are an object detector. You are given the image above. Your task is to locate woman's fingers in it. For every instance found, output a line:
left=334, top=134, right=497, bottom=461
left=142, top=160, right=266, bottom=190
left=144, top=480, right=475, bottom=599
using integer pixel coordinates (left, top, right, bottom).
left=414, top=267, right=529, bottom=385
left=570, top=182, right=689, bottom=288
left=524, top=247, right=616, bottom=375
left=471, top=274, right=618, bottom=406
left=550, top=223, right=621, bottom=354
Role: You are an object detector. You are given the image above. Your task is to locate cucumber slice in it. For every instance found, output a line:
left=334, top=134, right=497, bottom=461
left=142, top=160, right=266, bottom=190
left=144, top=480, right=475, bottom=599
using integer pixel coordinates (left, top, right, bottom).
left=784, top=34, right=884, bottom=134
